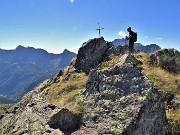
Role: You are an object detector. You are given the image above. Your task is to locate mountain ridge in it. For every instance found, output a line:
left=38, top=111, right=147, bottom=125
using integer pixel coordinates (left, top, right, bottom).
left=112, top=38, right=161, bottom=53
left=0, top=46, right=76, bottom=101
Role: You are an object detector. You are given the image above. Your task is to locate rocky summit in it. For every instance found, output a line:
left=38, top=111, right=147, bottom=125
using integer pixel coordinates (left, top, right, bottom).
left=81, top=54, right=167, bottom=135
left=0, top=37, right=169, bottom=135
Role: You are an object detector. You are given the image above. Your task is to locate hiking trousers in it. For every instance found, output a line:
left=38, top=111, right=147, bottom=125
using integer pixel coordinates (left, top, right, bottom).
left=129, top=41, right=134, bottom=53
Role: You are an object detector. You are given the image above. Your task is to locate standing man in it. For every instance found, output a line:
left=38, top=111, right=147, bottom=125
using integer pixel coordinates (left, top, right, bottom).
left=126, top=27, right=137, bottom=53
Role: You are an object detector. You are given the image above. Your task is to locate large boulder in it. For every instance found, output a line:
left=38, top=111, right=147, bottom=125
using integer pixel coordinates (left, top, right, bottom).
left=48, top=108, right=81, bottom=133
left=75, top=37, right=112, bottom=72
left=150, top=48, right=180, bottom=74
left=82, top=54, right=168, bottom=135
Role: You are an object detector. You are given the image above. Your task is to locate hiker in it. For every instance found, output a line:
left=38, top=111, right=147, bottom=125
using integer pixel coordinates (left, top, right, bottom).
left=126, top=27, right=137, bottom=53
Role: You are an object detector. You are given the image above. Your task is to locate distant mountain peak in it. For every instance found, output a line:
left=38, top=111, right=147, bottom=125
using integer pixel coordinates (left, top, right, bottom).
left=62, top=49, right=76, bottom=55
left=62, top=49, right=70, bottom=53
left=16, top=45, right=25, bottom=50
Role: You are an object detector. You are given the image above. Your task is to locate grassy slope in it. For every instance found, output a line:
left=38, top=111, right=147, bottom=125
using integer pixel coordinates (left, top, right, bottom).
left=135, top=52, right=180, bottom=95
left=40, top=65, right=88, bottom=114
left=135, top=52, right=180, bottom=135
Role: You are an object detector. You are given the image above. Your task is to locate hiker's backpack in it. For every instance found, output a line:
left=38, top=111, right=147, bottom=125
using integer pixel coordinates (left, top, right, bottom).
left=133, top=32, right=137, bottom=42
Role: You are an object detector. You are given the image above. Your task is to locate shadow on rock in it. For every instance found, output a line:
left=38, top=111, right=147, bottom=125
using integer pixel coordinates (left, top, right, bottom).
left=48, top=108, right=82, bottom=134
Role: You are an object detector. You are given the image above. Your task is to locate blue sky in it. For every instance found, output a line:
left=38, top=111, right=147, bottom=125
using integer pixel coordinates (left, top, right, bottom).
left=0, top=0, right=179, bottom=53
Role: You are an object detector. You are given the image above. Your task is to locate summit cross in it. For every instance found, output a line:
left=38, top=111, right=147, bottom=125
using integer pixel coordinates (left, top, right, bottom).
left=96, top=23, right=104, bottom=37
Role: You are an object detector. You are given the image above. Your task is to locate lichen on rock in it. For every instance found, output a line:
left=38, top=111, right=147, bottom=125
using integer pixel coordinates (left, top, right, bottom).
left=82, top=54, right=168, bottom=135
left=150, top=48, right=180, bottom=74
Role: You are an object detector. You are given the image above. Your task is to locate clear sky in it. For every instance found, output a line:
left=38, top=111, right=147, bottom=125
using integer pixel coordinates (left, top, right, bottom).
left=0, top=0, right=179, bottom=53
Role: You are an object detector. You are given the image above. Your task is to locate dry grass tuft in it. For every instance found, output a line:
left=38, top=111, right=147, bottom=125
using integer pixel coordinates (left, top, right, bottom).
left=166, top=110, right=180, bottom=135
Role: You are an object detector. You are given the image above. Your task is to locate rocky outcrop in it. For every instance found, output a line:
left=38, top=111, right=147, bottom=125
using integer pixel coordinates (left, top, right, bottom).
left=150, top=49, right=180, bottom=74
left=82, top=54, right=168, bottom=135
left=75, top=37, right=112, bottom=72
left=0, top=79, right=78, bottom=135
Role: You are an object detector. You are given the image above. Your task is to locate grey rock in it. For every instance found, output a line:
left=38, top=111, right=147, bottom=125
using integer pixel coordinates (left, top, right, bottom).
left=150, top=48, right=180, bottom=74
left=82, top=54, right=168, bottom=135
left=0, top=80, right=64, bottom=134
left=75, top=37, right=112, bottom=72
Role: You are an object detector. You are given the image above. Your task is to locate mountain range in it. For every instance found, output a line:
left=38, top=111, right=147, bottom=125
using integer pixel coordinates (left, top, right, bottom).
left=0, top=46, right=76, bottom=102
left=112, top=38, right=161, bottom=53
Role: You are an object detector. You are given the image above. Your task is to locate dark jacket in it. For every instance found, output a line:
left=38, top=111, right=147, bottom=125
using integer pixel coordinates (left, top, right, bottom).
left=129, top=30, right=135, bottom=42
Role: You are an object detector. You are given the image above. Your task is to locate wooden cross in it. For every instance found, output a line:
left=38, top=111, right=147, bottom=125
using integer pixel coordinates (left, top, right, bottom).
left=96, top=23, right=104, bottom=37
